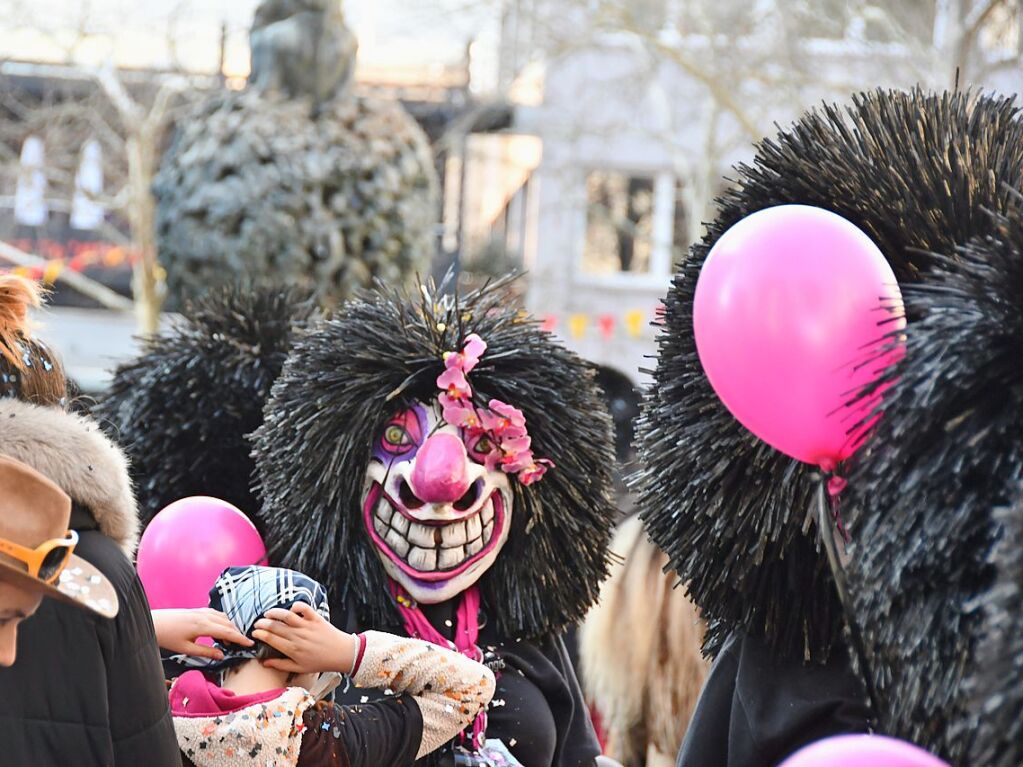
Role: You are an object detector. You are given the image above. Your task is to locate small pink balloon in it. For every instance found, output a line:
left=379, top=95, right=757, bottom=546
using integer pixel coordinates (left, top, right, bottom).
left=779, top=734, right=950, bottom=767
left=136, top=496, right=268, bottom=609
left=694, top=205, right=905, bottom=467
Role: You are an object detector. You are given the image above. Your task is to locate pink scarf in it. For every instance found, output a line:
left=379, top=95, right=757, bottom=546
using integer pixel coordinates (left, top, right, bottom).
left=389, top=581, right=489, bottom=750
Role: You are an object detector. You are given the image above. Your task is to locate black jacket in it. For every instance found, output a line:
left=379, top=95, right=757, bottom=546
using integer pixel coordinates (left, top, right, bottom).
left=676, top=629, right=870, bottom=767
left=0, top=399, right=180, bottom=766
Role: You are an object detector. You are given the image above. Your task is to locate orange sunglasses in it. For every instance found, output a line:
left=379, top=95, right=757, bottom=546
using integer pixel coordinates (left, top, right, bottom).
left=0, top=529, right=78, bottom=584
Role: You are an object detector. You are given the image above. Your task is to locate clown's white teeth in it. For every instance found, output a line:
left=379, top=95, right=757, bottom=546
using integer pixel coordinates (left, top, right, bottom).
left=465, top=514, right=482, bottom=542
left=438, top=546, right=465, bottom=569
left=441, top=520, right=468, bottom=547
left=391, top=513, right=410, bottom=535
left=408, top=546, right=437, bottom=571
left=374, top=494, right=501, bottom=571
left=407, top=522, right=437, bottom=548
left=385, top=528, right=410, bottom=558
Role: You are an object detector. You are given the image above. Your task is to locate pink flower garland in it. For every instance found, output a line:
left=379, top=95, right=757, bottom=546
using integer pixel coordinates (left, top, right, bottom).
left=436, top=333, right=553, bottom=485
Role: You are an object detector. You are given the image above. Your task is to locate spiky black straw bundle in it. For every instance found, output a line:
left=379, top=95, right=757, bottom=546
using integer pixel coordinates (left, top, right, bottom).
left=95, top=285, right=317, bottom=530
left=253, top=278, right=617, bottom=638
left=636, top=88, right=1023, bottom=663
left=843, top=201, right=1023, bottom=761
left=964, top=491, right=1023, bottom=767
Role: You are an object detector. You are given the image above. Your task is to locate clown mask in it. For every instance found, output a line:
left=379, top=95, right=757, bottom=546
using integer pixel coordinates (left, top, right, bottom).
left=363, top=400, right=513, bottom=604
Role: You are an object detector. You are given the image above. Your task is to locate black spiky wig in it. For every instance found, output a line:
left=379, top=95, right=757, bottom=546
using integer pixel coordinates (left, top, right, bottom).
left=965, top=490, right=1023, bottom=767
left=636, top=88, right=1023, bottom=664
left=252, top=279, right=617, bottom=638
left=841, top=201, right=1023, bottom=761
left=94, top=286, right=317, bottom=531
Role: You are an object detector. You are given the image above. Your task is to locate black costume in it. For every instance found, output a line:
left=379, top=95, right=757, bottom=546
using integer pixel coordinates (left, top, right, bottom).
left=845, top=196, right=1023, bottom=764
left=636, top=88, right=1023, bottom=766
left=102, top=279, right=617, bottom=767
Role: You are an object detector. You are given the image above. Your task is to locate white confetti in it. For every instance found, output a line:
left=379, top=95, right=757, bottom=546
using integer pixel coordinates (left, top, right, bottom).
left=360, top=696, right=369, bottom=703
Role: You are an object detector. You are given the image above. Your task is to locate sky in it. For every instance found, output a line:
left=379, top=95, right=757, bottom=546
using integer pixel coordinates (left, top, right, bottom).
left=0, top=0, right=501, bottom=85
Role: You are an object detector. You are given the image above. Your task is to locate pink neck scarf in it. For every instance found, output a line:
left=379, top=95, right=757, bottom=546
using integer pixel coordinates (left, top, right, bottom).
left=389, top=580, right=489, bottom=750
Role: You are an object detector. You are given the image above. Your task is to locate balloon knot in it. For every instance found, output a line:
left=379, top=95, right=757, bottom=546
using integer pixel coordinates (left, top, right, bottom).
left=827, top=475, right=848, bottom=497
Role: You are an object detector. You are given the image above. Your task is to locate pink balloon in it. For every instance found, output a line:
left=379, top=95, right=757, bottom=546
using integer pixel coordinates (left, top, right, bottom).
left=136, top=496, right=268, bottom=609
left=694, top=205, right=904, bottom=467
left=779, top=734, right=949, bottom=767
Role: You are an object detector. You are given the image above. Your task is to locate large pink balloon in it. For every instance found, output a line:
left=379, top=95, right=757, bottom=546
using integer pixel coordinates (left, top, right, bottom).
left=694, top=205, right=904, bottom=467
left=136, top=496, right=267, bottom=609
left=779, top=734, right=949, bottom=767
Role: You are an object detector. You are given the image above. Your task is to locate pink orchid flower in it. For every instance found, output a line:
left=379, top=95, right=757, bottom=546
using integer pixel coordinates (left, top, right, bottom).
left=519, top=459, right=554, bottom=486
left=487, top=399, right=527, bottom=428
left=439, top=394, right=482, bottom=431
left=499, top=435, right=532, bottom=455
left=501, top=453, right=534, bottom=474
left=434, top=334, right=553, bottom=485
left=444, top=333, right=488, bottom=374
left=479, top=407, right=527, bottom=439
left=437, top=366, right=471, bottom=400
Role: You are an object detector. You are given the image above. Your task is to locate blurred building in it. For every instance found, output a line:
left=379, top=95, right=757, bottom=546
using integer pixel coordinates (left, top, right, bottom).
left=478, top=0, right=1023, bottom=388
left=3, top=0, right=1023, bottom=396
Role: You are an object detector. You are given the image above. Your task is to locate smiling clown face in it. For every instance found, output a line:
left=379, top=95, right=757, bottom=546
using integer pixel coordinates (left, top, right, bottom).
left=362, top=399, right=513, bottom=604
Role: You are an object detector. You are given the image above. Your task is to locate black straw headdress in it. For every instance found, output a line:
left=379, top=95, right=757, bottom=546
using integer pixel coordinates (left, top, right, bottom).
left=965, top=488, right=1023, bottom=767
left=95, top=285, right=317, bottom=530
left=636, top=88, right=1023, bottom=663
left=843, top=199, right=1023, bottom=762
left=252, top=278, right=617, bottom=638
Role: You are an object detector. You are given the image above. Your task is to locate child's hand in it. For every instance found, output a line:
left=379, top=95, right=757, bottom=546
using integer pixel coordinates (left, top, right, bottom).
left=152, top=608, right=253, bottom=659
left=251, top=602, right=358, bottom=674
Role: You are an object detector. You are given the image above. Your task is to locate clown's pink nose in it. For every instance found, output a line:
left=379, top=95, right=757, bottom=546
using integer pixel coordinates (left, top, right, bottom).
left=411, top=433, right=471, bottom=504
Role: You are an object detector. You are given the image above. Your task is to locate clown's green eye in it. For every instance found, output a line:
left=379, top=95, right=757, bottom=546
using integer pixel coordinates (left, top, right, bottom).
left=384, top=425, right=411, bottom=446
left=473, top=435, right=495, bottom=454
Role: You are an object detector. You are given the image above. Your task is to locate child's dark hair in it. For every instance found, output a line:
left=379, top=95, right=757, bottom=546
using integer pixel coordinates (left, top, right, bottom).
left=223, top=640, right=299, bottom=685
left=253, top=641, right=287, bottom=663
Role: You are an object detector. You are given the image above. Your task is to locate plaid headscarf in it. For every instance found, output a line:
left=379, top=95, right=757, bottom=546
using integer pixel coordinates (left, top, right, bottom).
left=171, top=565, right=330, bottom=671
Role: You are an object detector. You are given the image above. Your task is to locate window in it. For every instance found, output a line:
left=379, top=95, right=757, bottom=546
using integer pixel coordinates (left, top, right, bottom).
left=582, top=169, right=686, bottom=279
left=583, top=171, right=655, bottom=275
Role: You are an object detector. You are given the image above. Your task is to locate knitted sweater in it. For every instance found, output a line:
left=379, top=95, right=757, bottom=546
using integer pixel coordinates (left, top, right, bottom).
left=171, top=630, right=496, bottom=767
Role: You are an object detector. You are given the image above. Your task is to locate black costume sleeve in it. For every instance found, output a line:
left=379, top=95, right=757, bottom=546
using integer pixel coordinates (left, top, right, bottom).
left=496, top=634, right=600, bottom=767
left=676, top=630, right=870, bottom=767
left=300, top=696, right=425, bottom=767
left=547, top=634, right=602, bottom=767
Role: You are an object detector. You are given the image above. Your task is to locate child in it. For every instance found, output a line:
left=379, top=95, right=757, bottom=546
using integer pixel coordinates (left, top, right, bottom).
left=168, top=565, right=495, bottom=767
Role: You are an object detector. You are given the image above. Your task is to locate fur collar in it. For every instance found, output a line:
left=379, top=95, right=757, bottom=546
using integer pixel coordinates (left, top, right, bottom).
left=0, top=399, right=139, bottom=555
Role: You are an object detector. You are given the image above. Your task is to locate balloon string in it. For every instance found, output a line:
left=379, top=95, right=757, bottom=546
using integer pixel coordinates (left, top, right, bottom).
left=819, top=459, right=850, bottom=541
left=814, top=480, right=879, bottom=727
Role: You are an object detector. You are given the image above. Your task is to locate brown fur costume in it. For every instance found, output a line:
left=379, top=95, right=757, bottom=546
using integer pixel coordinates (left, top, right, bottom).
left=581, top=515, right=709, bottom=767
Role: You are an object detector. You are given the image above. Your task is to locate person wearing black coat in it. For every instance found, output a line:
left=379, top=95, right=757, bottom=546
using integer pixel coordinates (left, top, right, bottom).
left=674, top=630, right=869, bottom=767
left=0, top=396, right=180, bottom=765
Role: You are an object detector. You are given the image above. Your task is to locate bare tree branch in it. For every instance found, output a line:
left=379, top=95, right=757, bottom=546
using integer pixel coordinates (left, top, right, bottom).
left=965, top=0, right=1007, bottom=36
left=94, top=66, right=143, bottom=124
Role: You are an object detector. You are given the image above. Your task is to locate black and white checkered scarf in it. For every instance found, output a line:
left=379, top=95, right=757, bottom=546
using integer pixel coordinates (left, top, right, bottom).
left=171, top=565, right=330, bottom=671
